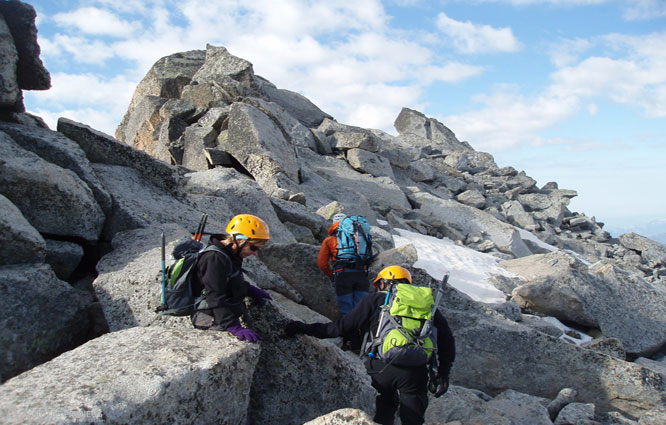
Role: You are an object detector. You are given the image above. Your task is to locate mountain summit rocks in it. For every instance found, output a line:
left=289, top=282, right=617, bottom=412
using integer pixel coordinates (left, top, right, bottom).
left=1, top=2, right=665, bottom=424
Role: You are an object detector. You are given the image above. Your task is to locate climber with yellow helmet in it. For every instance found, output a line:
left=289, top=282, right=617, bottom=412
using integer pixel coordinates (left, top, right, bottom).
left=190, top=214, right=272, bottom=342
left=285, top=265, right=456, bottom=425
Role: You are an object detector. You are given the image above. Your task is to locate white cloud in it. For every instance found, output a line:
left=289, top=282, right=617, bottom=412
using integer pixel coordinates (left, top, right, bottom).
left=449, top=28, right=666, bottom=151
left=443, top=85, right=580, bottom=150
left=41, top=34, right=116, bottom=64
left=24, top=72, right=136, bottom=135
left=550, top=31, right=666, bottom=117
left=436, top=12, right=522, bottom=54
left=457, top=0, right=607, bottom=5
left=621, top=0, right=666, bottom=20
left=547, top=38, right=594, bottom=67
left=421, top=62, right=484, bottom=84
left=31, top=72, right=135, bottom=106
left=52, top=6, right=141, bottom=37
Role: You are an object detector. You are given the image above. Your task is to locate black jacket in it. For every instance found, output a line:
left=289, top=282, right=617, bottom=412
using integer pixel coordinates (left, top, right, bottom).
left=302, top=291, right=456, bottom=376
left=191, top=237, right=248, bottom=328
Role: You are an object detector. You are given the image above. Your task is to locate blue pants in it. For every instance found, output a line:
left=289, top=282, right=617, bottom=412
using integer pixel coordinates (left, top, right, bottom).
left=334, top=269, right=369, bottom=315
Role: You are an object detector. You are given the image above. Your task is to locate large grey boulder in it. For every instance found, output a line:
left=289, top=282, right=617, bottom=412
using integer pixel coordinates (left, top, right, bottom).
left=259, top=78, right=333, bottom=128
left=58, top=118, right=185, bottom=194
left=93, top=224, right=193, bottom=332
left=330, top=129, right=380, bottom=152
left=501, top=200, right=537, bottom=230
left=260, top=242, right=340, bottom=320
left=346, top=147, right=395, bottom=178
left=180, top=122, right=218, bottom=170
left=0, top=194, right=45, bottom=265
left=587, top=260, right=666, bottom=356
left=225, top=101, right=301, bottom=196
left=394, top=107, right=470, bottom=152
left=0, top=263, right=90, bottom=382
left=0, top=14, right=19, bottom=108
left=303, top=409, right=376, bottom=425
left=415, top=197, right=532, bottom=257
left=0, top=0, right=50, bottom=91
left=619, top=232, right=666, bottom=268
left=298, top=147, right=410, bottom=215
left=405, top=270, right=666, bottom=420
left=0, top=326, right=260, bottom=425
left=270, top=196, right=328, bottom=240
left=0, top=121, right=112, bottom=212
left=0, top=131, right=104, bottom=240
left=448, top=302, right=666, bottom=419
left=181, top=167, right=296, bottom=244
left=247, top=302, right=375, bottom=424
left=190, top=44, right=260, bottom=99
left=370, top=128, right=421, bottom=169
left=426, top=386, right=554, bottom=425
left=45, top=239, right=84, bottom=281
left=155, top=99, right=201, bottom=164
left=502, top=251, right=666, bottom=356
left=91, top=163, right=209, bottom=240
left=245, top=96, right=319, bottom=151
left=444, top=150, right=498, bottom=173
left=116, top=49, right=205, bottom=142
left=117, top=95, right=168, bottom=155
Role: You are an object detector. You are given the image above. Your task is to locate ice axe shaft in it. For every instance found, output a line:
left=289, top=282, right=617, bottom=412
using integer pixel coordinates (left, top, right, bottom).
left=193, top=213, right=208, bottom=242
left=419, top=273, right=448, bottom=338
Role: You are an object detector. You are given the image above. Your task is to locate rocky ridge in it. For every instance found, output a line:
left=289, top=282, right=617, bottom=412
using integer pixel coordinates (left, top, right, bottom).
left=1, top=2, right=665, bottom=424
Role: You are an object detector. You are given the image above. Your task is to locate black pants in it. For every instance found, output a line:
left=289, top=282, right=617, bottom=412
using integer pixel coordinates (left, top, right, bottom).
left=333, top=269, right=369, bottom=315
left=364, top=357, right=429, bottom=425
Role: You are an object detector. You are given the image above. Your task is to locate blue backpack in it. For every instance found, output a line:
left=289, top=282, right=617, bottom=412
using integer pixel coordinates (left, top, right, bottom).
left=334, top=215, right=373, bottom=270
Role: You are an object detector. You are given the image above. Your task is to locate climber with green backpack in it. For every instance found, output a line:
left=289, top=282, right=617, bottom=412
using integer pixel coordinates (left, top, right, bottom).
left=285, top=265, right=455, bottom=425
left=159, top=213, right=273, bottom=342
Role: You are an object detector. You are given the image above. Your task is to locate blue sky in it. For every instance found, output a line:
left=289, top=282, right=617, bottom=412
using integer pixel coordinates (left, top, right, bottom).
left=24, top=0, right=666, bottom=237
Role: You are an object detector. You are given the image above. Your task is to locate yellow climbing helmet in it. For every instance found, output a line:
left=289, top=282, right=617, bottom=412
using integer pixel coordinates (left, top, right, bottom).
left=373, top=265, right=412, bottom=286
left=226, top=214, right=271, bottom=240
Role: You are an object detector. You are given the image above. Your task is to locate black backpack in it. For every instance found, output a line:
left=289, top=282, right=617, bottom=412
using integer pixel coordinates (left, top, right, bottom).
left=158, top=238, right=234, bottom=316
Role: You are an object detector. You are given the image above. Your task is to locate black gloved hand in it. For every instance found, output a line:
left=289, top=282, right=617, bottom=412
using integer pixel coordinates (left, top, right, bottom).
left=285, top=320, right=308, bottom=336
left=434, top=375, right=449, bottom=398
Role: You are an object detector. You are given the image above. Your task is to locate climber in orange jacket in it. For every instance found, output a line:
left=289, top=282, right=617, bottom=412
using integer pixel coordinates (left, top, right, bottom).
left=317, top=213, right=370, bottom=316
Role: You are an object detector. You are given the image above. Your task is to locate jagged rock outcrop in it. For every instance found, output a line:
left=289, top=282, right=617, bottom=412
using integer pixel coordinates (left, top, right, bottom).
left=0, top=263, right=91, bottom=382
left=0, top=130, right=105, bottom=240
left=0, top=327, right=260, bottom=424
left=1, top=4, right=666, bottom=424
left=501, top=251, right=666, bottom=357
left=412, top=269, right=666, bottom=419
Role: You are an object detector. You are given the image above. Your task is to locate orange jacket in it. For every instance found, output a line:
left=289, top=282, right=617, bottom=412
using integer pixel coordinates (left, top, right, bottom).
left=317, top=222, right=340, bottom=277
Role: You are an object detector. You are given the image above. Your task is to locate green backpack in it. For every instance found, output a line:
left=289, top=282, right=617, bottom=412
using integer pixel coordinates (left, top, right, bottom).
left=365, top=283, right=436, bottom=367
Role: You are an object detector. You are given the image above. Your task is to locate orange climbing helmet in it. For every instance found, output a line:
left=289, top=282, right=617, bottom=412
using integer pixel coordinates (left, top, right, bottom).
left=373, top=265, right=412, bottom=286
left=226, top=214, right=270, bottom=240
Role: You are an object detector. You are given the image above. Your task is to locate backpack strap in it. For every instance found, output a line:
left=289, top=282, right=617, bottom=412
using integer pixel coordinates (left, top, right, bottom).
left=355, top=221, right=374, bottom=269
left=194, top=245, right=241, bottom=312
left=199, top=245, right=240, bottom=278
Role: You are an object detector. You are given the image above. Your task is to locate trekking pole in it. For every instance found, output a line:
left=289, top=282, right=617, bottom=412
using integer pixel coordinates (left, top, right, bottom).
left=158, top=232, right=167, bottom=311
left=420, top=273, right=449, bottom=338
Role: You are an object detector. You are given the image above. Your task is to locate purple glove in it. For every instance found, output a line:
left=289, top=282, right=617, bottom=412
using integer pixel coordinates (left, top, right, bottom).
left=247, top=285, right=272, bottom=306
left=227, top=322, right=260, bottom=342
